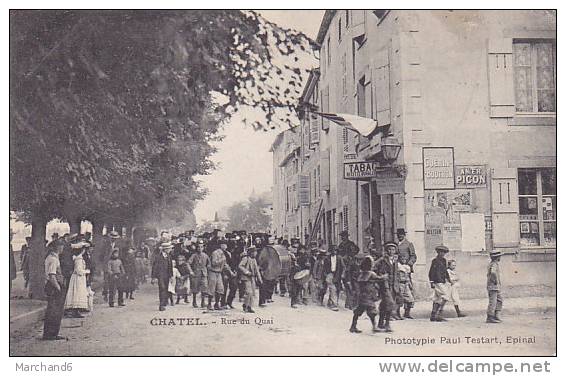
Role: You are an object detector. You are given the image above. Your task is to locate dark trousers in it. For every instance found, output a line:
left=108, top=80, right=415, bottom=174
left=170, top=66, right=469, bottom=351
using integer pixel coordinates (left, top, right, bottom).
left=158, top=278, right=169, bottom=308
left=43, top=288, right=66, bottom=339
left=259, top=280, right=274, bottom=305
left=290, top=280, right=303, bottom=305
left=102, top=271, right=109, bottom=297
left=238, top=280, right=245, bottom=299
left=222, top=277, right=238, bottom=306
left=108, top=275, right=124, bottom=306
left=278, top=276, right=288, bottom=294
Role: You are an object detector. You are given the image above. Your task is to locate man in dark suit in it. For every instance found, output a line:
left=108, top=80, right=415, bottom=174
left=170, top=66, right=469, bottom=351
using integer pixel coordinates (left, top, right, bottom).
left=322, top=245, right=345, bottom=311
left=151, top=242, right=173, bottom=311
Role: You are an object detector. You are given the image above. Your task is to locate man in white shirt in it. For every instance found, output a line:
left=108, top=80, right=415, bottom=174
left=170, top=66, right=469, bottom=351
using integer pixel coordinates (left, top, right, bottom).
left=322, top=245, right=345, bottom=311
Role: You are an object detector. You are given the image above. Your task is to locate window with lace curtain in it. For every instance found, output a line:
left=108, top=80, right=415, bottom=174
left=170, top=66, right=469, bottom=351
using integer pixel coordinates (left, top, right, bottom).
left=513, top=40, right=556, bottom=113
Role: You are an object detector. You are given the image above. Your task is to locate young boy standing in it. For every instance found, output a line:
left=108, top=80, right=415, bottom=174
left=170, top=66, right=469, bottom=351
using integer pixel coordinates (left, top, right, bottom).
left=428, top=245, right=451, bottom=322
left=107, top=249, right=125, bottom=307
left=397, top=255, right=415, bottom=319
left=486, top=250, right=503, bottom=323
left=349, top=256, right=379, bottom=334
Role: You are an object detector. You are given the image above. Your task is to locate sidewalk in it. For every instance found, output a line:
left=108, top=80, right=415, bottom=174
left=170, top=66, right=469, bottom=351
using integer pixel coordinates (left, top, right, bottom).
left=9, top=273, right=46, bottom=336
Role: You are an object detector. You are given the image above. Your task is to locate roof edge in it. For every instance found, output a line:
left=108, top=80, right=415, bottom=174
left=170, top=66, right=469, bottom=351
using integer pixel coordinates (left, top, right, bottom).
left=315, top=10, right=337, bottom=44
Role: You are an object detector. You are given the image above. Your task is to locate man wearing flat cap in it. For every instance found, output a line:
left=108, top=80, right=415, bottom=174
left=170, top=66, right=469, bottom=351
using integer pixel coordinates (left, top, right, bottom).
left=486, top=250, right=503, bottom=323
left=396, top=229, right=417, bottom=272
left=375, top=242, right=400, bottom=332
left=428, top=245, right=451, bottom=322
left=188, top=239, right=210, bottom=308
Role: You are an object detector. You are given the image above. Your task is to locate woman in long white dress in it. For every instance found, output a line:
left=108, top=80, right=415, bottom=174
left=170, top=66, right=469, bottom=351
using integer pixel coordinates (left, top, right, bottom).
left=65, top=243, right=90, bottom=317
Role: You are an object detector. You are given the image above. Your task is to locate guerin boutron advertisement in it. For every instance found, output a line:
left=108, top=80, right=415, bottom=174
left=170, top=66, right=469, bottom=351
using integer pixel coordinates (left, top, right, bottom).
left=9, top=9, right=556, bottom=356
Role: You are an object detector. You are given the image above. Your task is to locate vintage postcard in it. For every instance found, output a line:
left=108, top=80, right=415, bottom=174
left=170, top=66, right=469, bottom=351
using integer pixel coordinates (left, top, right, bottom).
left=9, top=9, right=556, bottom=357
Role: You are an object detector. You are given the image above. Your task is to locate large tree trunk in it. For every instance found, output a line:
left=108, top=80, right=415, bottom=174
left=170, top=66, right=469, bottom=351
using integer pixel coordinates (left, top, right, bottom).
left=125, top=225, right=132, bottom=240
left=92, top=221, right=105, bottom=276
left=29, top=216, right=48, bottom=300
left=69, top=216, right=81, bottom=235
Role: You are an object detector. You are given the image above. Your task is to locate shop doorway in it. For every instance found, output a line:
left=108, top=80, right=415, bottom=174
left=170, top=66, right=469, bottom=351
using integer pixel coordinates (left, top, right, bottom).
left=360, top=182, right=396, bottom=252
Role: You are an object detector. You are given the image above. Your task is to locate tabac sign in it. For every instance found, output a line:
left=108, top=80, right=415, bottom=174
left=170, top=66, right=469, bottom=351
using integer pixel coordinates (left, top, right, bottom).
left=423, top=147, right=455, bottom=190
left=344, top=161, right=380, bottom=180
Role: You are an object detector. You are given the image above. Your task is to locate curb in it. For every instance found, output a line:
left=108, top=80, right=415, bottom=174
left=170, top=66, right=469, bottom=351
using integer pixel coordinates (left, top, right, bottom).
left=10, top=305, right=46, bottom=335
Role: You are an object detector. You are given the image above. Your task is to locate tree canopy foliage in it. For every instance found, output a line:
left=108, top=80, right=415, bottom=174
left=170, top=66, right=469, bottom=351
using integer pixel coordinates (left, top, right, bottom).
left=10, top=10, right=316, bottom=227
left=226, top=196, right=272, bottom=233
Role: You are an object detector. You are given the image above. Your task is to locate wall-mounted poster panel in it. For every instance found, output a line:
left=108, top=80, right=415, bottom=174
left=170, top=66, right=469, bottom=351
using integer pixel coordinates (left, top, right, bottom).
left=423, top=147, right=455, bottom=190
left=455, top=165, right=487, bottom=188
left=460, top=213, right=486, bottom=252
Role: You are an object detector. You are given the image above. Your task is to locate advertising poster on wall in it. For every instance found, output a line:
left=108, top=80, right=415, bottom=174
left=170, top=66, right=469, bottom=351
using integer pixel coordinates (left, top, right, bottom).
left=423, top=147, right=455, bottom=190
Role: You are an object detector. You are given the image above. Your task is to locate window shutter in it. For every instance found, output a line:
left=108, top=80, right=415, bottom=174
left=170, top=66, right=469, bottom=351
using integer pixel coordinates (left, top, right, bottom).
left=294, top=184, right=300, bottom=210
left=487, top=38, right=515, bottom=118
left=321, top=87, right=330, bottom=131
left=373, top=48, right=391, bottom=126
left=303, top=118, right=310, bottom=157
left=343, top=205, right=349, bottom=232
left=298, top=175, right=310, bottom=206
left=310, top=112, right=320, bottom=147
left=320, top=149, right=331, bottom=192
left=490, top=168, right=519, bottom=248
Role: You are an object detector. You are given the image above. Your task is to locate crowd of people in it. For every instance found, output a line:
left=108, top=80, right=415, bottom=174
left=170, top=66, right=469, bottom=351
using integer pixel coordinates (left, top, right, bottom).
left=18, top=224, right=503, bottom=341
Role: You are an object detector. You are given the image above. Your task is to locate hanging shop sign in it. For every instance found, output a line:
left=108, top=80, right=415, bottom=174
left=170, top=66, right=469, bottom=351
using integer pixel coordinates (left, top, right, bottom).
left=344, top=152, right=359, bottom=161
left=343, top=161, right=380, bottom=180
left=455, top=165, right=487, bottom=188
left=423, top=147, right=455, bottom=190
left=373, top=177, right=405, bottom=194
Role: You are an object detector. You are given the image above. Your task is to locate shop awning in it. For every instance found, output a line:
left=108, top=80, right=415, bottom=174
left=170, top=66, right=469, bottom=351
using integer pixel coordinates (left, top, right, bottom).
left=313, top=111, right=384, bottom=137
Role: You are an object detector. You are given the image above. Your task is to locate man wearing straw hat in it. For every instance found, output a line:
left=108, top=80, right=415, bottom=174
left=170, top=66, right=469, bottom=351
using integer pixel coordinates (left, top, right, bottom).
left=486, top=249, right=503, bottom=323
left=151, top=242, right=174, bottom=311
left=102, top=230, right=122, bottom=302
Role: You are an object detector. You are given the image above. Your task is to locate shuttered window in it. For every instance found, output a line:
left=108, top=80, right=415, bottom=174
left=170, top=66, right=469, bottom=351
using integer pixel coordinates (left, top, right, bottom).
left=343, top=205, right=349, bottom=232
left=373, top=48, right=391, bottom=125
left=298, top=175, right=310, bottom=207
left=341, top=54, right=347, bottom=98
left=310, top=112, right=320, bottom=147
left=321, top=86, right=330, bottom=130
left=491, top=168, right=519, bottom=248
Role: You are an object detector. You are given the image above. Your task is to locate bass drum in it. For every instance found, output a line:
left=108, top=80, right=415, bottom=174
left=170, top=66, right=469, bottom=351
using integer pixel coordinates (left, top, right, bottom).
left=257, top=245, right=291, bottom=281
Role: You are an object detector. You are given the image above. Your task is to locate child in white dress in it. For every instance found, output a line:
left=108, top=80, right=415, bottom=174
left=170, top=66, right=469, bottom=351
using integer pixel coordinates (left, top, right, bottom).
left=447, top=259, right=466, bottom=318
left=168, top=261, right=181, bottom=306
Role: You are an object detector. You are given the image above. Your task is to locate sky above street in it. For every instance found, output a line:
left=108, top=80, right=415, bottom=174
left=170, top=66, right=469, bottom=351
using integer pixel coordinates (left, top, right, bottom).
left=193, top=10, right=325, bottom=223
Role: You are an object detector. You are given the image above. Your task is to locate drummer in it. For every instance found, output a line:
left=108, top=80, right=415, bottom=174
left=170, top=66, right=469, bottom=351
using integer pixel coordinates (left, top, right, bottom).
left=306, top=241, right=320, bottom=304
left=291, top=244, right=311, bottom=308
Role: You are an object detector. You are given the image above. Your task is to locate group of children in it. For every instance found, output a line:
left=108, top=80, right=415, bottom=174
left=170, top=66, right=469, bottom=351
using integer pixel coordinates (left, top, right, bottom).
left=350, top=242, right=468, bottom=334
left=106, top=248, right=150, bottom=307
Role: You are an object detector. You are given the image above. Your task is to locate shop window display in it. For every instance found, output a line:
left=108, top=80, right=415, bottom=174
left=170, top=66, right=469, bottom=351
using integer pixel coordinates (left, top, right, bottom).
left=518, top=168, right=556, bottom=248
